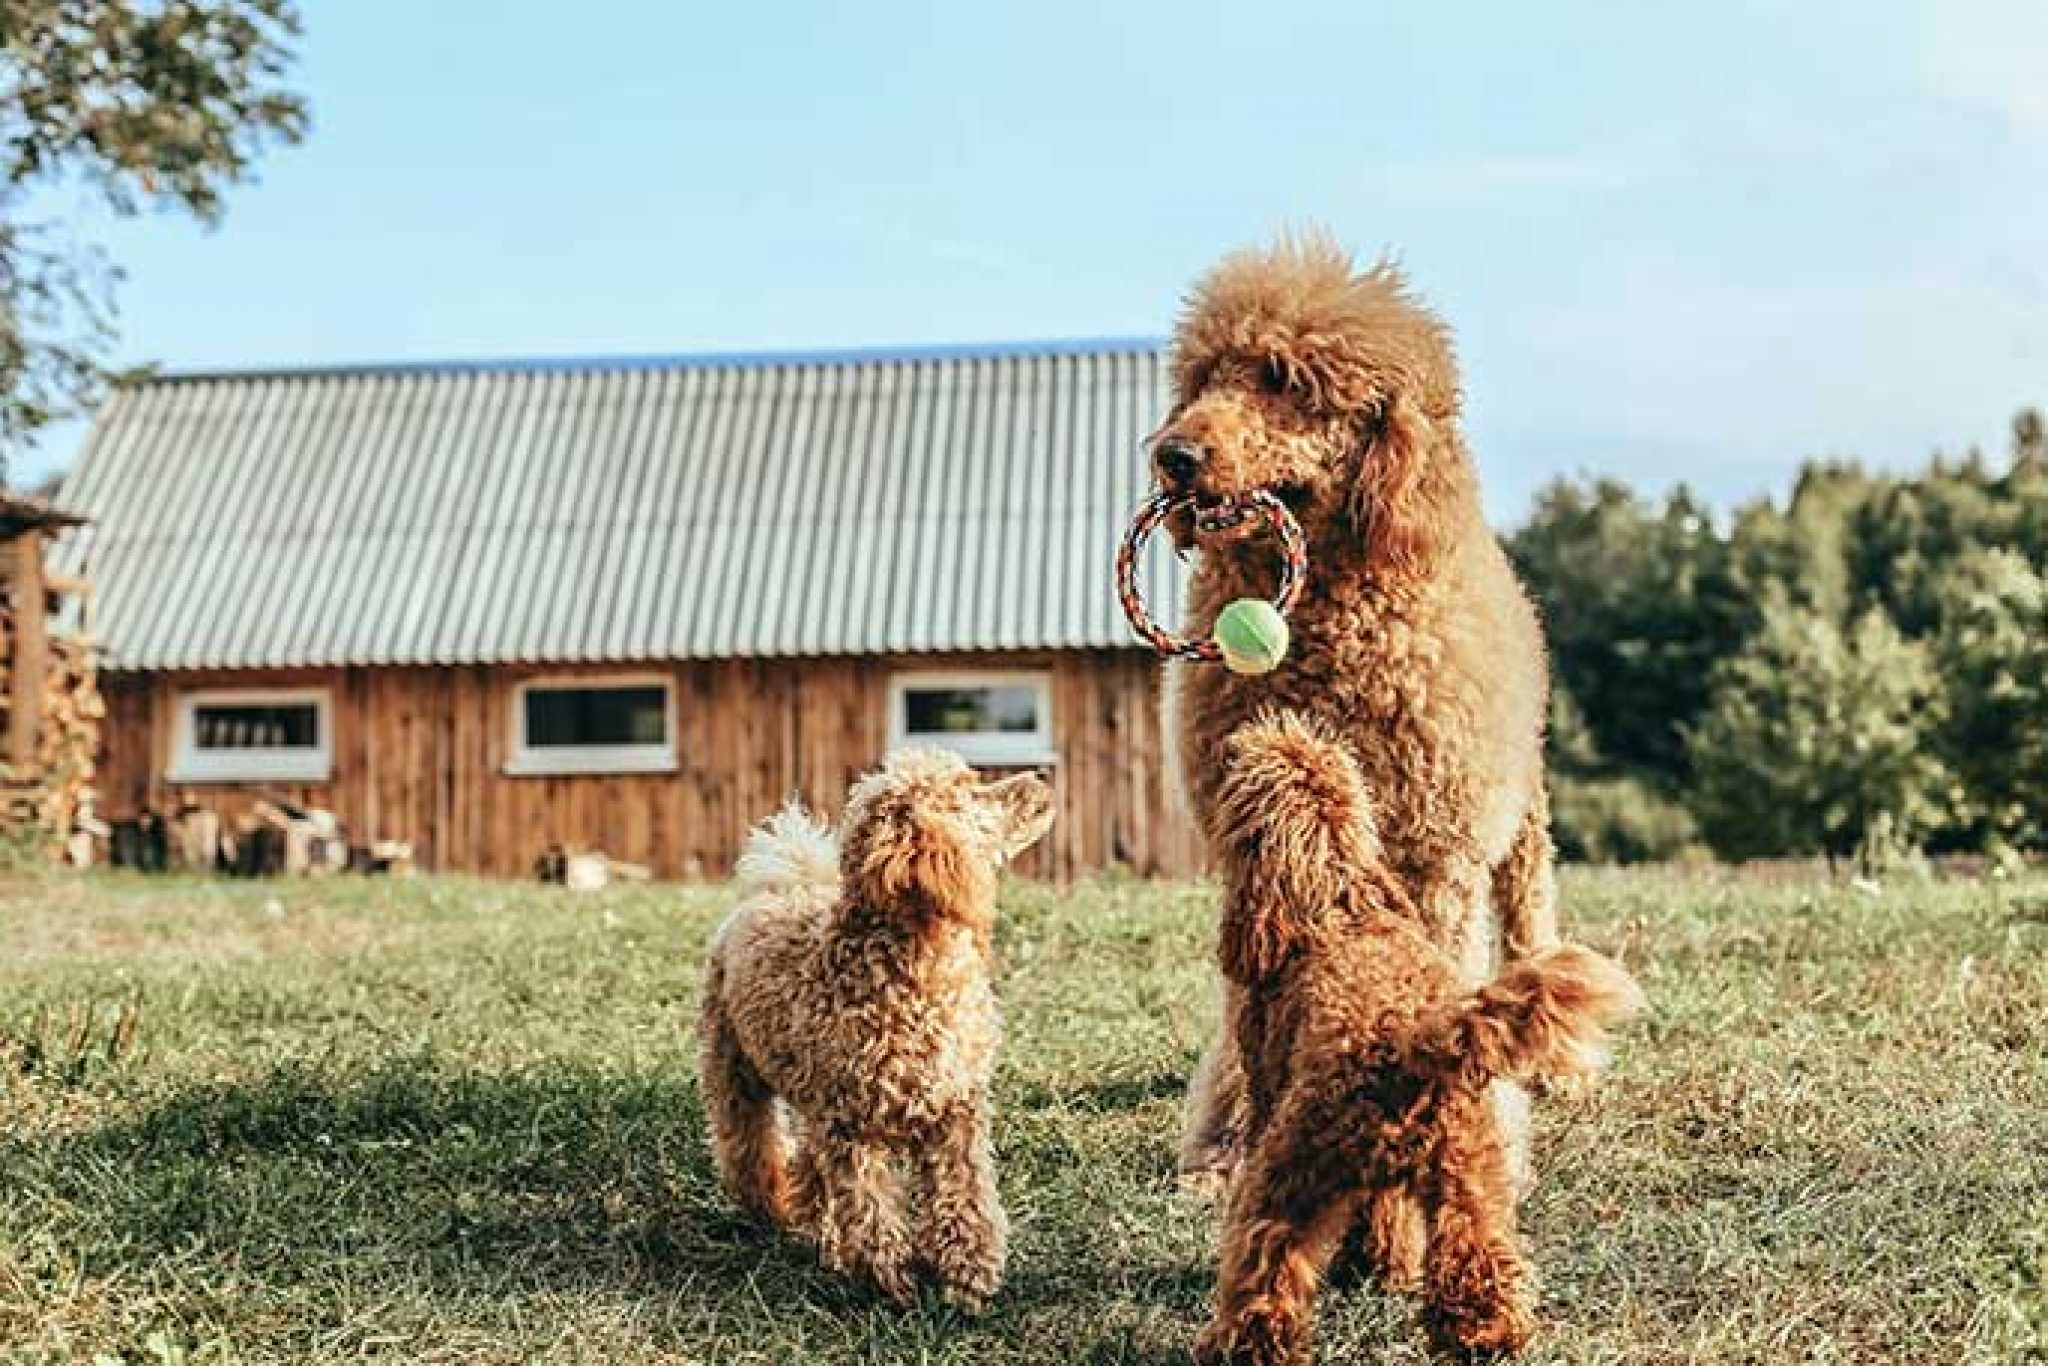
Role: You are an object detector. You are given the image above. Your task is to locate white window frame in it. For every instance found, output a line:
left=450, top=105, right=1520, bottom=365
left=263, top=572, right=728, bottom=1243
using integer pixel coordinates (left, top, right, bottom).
left=168, top=686, right=334, bottom=785
left=887, top=670, right=1057, bottom=767
left=506, top=675, right=678, bottom=777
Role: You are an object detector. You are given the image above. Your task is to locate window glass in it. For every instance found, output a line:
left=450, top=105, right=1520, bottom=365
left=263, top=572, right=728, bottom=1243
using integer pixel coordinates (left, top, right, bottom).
left=901, top=685, right=1041, bottom=738
left=523, top=685, right=668, bottom=748
left=194, top=702, right=321, bottom=751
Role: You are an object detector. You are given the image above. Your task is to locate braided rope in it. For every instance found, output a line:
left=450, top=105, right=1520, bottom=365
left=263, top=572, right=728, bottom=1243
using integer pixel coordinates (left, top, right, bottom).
left=1116, top=489, right=1308, bottom=662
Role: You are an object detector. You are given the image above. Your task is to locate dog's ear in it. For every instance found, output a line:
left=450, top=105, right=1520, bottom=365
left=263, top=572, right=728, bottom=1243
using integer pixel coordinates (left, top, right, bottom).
left=1347, top=391, right=1456, bottom=575
left=851, top=799, right=980, bottom=918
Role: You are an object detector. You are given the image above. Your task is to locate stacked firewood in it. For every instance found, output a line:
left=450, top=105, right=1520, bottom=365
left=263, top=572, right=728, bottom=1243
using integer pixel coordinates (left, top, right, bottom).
left=0, top=611, right=105, bottom=862
left=39, top=632, right=105, bottom=850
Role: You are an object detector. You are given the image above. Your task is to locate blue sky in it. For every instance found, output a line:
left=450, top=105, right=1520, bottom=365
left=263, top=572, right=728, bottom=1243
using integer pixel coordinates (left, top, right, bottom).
left=27, top=0, right=2048, bottom=521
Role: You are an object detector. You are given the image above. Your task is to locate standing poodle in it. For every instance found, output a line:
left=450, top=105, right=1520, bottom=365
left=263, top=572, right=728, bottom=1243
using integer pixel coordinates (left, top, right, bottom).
left=697, top=748, right=1052, bottom=1309
left=1193, top=713, right=1639, bottom=1363
left=1158, top=236, right=1571, bottom=1283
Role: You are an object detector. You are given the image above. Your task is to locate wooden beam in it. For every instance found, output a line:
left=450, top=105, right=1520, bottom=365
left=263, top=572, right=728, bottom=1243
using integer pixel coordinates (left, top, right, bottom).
left=8, top=530, right=45, bottom=770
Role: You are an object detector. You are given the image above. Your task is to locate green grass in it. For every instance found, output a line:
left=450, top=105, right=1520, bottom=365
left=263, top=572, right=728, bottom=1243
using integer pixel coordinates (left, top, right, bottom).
left=2, top=868, right=2046, bottom=1364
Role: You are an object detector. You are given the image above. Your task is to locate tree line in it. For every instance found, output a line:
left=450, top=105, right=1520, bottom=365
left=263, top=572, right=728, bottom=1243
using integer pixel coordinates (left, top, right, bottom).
left=1510, top=410, right=2048, bottom=867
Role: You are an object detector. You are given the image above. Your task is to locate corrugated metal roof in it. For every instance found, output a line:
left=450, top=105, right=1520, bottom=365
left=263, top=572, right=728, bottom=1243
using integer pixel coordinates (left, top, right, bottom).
left=55, top=340, right=1189, bottom=670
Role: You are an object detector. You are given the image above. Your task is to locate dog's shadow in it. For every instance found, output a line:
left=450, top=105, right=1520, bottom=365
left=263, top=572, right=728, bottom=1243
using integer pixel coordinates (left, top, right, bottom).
left=14, top=1056, right=1223, bottom=1355
left=16, top=1056, right=847, bottom=1304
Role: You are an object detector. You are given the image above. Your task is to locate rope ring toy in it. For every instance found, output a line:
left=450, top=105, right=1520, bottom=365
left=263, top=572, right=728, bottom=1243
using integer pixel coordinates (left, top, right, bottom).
left=1116, top=489, right=1307, bottom=668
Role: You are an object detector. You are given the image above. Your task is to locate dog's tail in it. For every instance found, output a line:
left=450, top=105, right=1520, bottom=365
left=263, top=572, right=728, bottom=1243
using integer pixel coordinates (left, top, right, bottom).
left=734, top=801, right=840, bottom=902
left=1405, top=945, right=1643, bottom=1094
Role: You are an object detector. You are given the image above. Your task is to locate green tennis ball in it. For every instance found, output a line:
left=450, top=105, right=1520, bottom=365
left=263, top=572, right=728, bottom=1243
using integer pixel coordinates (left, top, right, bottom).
left=1215, top=598, right=1289, bottom=675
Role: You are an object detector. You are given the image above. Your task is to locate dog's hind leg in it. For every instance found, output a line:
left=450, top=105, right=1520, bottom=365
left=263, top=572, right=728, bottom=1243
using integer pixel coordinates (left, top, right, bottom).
left=1420, top=1096, right=1536, bottom=1356
left=1485, top=785, right=1564, bottom=1181
left=1491, top=782, right=1560, bottom=962
left=696, top=965, right=794, bottom=1226
left=1195, top=1103, right=1362, bottom=1366
left=1330, top=1185, right=1427, bottom=1295
left=785, top=1113, right=827, bottom=1241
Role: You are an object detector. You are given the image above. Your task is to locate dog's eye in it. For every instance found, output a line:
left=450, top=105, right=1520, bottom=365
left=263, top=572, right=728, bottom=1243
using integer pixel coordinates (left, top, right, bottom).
left=1258, top=358, right=1289, bottom=395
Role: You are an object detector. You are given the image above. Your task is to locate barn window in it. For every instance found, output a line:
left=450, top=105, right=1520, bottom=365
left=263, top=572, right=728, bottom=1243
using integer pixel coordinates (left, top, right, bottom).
left=508, top=677, right=676, bottom=775
left=168, top=687, right=333, bottom=784
left=888, top=671, right=1055, bottom=766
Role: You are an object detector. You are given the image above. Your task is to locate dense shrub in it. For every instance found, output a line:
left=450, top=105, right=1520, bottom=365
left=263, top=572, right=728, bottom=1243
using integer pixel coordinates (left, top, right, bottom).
left=1931, top=547, right=2048, bottom=849
left=1685, top=601, right=1954, bottom=862
left=1550, top=776, right=1705, bottom=865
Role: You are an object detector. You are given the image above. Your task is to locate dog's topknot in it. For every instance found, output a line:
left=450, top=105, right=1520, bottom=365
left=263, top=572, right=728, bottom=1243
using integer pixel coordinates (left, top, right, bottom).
left=1171, top=228, right=1461, bottom=421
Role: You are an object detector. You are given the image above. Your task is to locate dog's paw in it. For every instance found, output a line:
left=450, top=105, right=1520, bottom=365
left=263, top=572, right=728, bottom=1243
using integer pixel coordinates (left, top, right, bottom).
left=864, top=1256, right=920, bottom=1308
left=1194, top=1308, right=1303, bottom=1366
left=1427, top=1295, right=1537, bottom=1360
left=938, top=1274, right=998, bottom=1314
left=922, top=1218, right=1006, bottom=1313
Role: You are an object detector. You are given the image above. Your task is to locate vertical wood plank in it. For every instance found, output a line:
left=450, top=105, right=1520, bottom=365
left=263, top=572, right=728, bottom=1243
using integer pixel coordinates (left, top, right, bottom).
left=8, top=531, right=45, bottom=769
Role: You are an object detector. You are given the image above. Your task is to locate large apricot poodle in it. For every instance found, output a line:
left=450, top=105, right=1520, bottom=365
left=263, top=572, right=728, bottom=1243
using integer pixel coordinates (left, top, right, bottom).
left=1191, top=713, right=1639, bottom=1362
left=1155, top=233, right=1637, bottom=1352
left=697, top=749, right=1052, bottom=1309
left=1164, top=232, right=1565, bottom=1196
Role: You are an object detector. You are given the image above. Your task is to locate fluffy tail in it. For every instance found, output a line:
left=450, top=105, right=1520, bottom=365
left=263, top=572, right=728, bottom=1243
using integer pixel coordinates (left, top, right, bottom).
left=734, top=801, right=840, bottom=901
left=1408, top=945, right=1644, bottom=1093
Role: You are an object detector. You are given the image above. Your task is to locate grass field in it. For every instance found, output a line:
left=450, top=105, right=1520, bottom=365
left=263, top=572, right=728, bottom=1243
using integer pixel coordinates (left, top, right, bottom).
left=2, top=868, right=2046, bottom=1365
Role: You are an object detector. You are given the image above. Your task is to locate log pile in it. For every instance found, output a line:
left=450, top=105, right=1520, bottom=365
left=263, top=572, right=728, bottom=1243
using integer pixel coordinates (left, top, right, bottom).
left=0, top=585, right=104, bottom=861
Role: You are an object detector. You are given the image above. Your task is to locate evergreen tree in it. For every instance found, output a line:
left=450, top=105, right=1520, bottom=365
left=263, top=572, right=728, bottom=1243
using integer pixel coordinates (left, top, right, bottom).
left=2014, top=408, right=2046, bottom=476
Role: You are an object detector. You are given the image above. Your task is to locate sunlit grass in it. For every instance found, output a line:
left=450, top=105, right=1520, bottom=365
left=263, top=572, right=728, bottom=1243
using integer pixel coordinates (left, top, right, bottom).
left=2, top=867, right=2044, bottom=1364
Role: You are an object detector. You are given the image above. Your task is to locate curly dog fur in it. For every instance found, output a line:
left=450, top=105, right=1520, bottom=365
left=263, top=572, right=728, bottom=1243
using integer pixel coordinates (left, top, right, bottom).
left=1153, top=234, right=1637, bottom=1357
left=697, top=748, right=1052, bottom=1310
left=1190, top=714, right=1639, bottom=1363
left=1163, top=232, right=1564, bottom=1191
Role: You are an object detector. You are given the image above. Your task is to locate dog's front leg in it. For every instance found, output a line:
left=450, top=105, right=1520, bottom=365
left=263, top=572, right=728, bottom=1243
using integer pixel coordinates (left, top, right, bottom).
left=811, top=1132, right=918, bottom=1306
left=912, top=1103, right=1007, bottom=1311
left=1187, top=712, right=1377, bottom=1198
left=1179, top=982, right=1249, bottom=1193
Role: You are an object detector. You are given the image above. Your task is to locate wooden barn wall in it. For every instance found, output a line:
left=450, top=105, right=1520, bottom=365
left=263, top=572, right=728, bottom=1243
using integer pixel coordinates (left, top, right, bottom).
left=97, top=652, right=1206, bottom=881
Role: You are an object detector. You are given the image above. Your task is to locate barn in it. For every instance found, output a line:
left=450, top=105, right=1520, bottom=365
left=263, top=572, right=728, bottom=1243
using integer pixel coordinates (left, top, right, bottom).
left=56, top=340, right=1203, bottom=879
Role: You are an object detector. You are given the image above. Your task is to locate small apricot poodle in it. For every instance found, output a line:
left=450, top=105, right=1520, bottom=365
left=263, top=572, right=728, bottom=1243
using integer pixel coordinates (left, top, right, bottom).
left=1194, top=713, right=1641, bottom=1364
left=697, top=748, right=1052, bottom=1309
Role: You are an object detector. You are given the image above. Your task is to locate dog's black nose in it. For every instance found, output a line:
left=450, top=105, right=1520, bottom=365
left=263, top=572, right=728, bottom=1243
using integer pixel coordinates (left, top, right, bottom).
left=1155, top=438, right=1204, bottom=489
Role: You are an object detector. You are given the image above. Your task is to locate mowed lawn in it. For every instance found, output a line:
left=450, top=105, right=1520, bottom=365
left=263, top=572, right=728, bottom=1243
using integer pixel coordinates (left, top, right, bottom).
left=3, top=868, right=2046, bottom=1365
